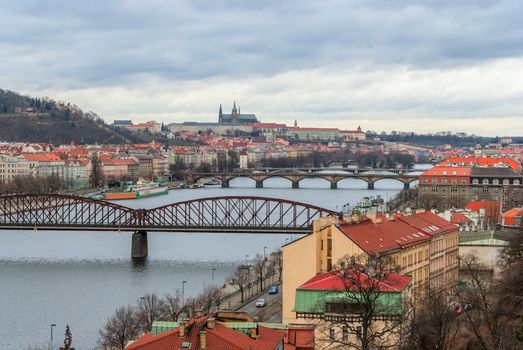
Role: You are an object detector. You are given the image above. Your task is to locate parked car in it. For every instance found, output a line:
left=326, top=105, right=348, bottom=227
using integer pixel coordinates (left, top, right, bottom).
left=268, top=285, right=279, bottom=294
left=255, top=298, right=267, bottom=307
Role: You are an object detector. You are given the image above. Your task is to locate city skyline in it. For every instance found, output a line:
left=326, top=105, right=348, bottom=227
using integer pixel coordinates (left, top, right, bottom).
left=1, top=1, right=522, bottom=136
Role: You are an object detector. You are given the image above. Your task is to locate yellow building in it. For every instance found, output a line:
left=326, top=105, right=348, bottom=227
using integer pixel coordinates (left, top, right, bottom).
left=282, top=211, right=459, bottom=324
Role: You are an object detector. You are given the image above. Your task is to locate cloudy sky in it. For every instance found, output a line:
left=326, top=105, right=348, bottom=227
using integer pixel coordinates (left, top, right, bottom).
left=1, top=0, right=522, bottom=136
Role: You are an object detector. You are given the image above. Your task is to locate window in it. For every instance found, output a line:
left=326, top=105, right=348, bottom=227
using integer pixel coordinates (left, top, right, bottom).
left=321, top=240, right=324, bottom=250
left=342, top=326, right=348, bottom=343
left=482, top=179, right=489, bottom=185
left=514, top=179, right=520, bottom=185
left=451, top=186, right=457, bottom=192
left=493, top=179, right=499, bottom=185
left=422, top=178, right=428, bottom=183
left=329, top=328, right=335, bottom=340
left=503, top=179, right=510, bottom=185
left=472, top=178, right=479, bottom=185
left=356, top=326, right=362, bottom=339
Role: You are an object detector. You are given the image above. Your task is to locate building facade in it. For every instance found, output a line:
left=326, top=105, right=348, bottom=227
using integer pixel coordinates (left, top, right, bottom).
left=419, top=157, right=523, bottom=211
left=282, top=212, right=459, bottom=325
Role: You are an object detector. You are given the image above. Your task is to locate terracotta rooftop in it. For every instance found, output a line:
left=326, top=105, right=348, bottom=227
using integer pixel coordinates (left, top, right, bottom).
left=298, top=269, right=411, bottom=292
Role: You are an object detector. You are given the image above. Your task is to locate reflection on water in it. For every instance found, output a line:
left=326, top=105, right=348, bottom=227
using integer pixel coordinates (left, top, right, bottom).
left=0, top=178, right=404, bottom=349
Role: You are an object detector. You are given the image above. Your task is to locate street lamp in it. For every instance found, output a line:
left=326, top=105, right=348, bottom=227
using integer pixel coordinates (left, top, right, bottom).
left=50, top=323, right=56, bottom=350
left=182, top=280, right=187, bottom=305
left=211, top=268, right=216, bottom=282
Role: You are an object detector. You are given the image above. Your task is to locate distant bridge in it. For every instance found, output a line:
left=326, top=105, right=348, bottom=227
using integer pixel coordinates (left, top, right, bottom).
left=187, top=167, right=421, bottom=189
left=0, top=194, right=340, bottom=259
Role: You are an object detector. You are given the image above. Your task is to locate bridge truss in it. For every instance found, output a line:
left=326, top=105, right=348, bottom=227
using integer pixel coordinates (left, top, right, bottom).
left=0, top=194, right=340, bottom=233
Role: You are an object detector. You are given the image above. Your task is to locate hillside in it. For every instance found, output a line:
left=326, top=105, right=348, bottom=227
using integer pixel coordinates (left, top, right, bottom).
left=0, top=89, right=152, bottom=145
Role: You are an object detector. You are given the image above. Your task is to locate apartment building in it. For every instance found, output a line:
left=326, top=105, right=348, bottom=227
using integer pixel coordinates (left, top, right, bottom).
left=0, top=154, right=35, bottom=181
left=418, top=157, right=523, bottom=211
left=282, top=211, right=458, bottom=325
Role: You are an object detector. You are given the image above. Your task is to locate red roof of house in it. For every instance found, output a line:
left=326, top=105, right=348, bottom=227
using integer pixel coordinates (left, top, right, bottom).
left=126, top=316, right=285, bottom=350
left=298, top=269, right=411, bottom=292
left=451, top=212, right=472, bottom=224
left=464, top=200, right=501, bottom=213
left=502, top=208, right=523, bottom=218
left=22, top=153, right=62, bottom=162
left=338, top=218, right=431, bottom=255
left=420, top=166, right=470, bottom=177
left=396, top=211, right=457, bottom=236
left=438, top=157, right=521, bottom=171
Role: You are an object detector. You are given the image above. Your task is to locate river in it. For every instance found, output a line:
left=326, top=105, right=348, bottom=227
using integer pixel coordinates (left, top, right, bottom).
left=0, top=176, right=408, bottom=349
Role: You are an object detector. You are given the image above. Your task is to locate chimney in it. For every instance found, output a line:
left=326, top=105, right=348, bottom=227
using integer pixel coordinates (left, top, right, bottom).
left=179, top=323, right=186, bottom=338
left=199, top=331, right=207, bottom=350
left=207, top=318, right=216, bottom=330
left=250, top=326, right=258, bottom=339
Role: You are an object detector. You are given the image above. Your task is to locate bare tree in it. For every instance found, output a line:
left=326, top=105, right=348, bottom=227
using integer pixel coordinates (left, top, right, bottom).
left=195, top=285, right=222, bottom=313
left=456, top=253, right=521, bottom=350
left=89, top=153, right=105, bottom=188
left=98, top=305, right=141, bottom=350
left=230, top=266, right=250, bottom=302
left=406, top=289, right=461, bottom=350
left=160, top=291, right=183, bottom=322
left=314, top=254, right=408, bottom=350
left=137, top=293, right=163, bottom=332
left=269, top=250, right=283, bottom=282
left=252, top=254, right=266, bottom=292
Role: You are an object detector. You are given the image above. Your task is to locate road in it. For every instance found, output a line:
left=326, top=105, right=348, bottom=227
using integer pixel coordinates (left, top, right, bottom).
left=237, top=283, right=282, bottom=323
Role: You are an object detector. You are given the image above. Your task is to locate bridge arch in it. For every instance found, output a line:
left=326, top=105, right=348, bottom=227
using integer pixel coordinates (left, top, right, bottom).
left=298, top=176, right=333, bottom=189
left=146, top=196, right=341, bottom=231
left=0, top=194, right=136, bottom=229
left=336, top=177, right=369, bottom=189
left=372, top=178, right=408, bottom=190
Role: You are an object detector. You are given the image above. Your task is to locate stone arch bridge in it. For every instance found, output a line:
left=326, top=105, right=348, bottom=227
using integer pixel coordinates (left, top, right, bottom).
left=188, top=168, right=420, bottom=190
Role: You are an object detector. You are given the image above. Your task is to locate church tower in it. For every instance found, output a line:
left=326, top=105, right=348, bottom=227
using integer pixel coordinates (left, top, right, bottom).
left=231, top=101, right=238, bottom=123
left=218, top=104, right=223, bottom=123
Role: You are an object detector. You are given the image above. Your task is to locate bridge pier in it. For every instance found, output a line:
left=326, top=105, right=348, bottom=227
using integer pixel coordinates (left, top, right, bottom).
left=221, top=179, right=230, bottom=188
left=367, top=182, right=375, bottom=190
left=403, top=182, right=410, bottom=190
left=131, top=230, right=148, bottom=259
left=330, top=182, right=338, bottom=189
left=292, top=181, right=300, bottom=189
left=256, top=180, right=264, bottom=188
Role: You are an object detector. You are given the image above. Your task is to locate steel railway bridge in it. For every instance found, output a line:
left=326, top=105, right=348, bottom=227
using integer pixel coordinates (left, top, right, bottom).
left=0, top=194, right=340, bottom=259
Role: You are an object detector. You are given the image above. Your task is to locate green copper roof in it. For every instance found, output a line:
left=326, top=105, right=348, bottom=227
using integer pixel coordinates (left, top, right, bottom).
left=293, top=289, right=404, bottom=315
left=151, top=321, right=180, bottom=335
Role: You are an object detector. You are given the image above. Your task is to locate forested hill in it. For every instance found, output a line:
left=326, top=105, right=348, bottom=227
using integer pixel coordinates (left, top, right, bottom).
left=0, top=89, right=150, bottom=145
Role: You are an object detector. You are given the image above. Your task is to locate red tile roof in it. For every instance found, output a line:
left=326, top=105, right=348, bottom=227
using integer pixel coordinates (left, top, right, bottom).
left=502, top=208, right=523, bottom=218
left=438, top=157, right=521, bottom=171
left=451, top=212, right=472, bottom=224
left=396, top=211, right=457, bottom=236
left=420, top=166, right=470, bottom=177
left=22, top=153, right=62, bottom=162
left=126, top=316, right=285, bottom=350
left=338, top=218, right=431, bottom=255
left=298, top=269, right=411, bottom=292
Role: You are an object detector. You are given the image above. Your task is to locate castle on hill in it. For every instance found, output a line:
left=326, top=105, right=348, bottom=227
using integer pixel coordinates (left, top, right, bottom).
left=218, top=101, right=258, bottom=124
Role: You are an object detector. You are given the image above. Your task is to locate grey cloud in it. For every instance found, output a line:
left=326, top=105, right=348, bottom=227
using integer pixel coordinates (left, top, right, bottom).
left=1, top=0, right=523, bottom=89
